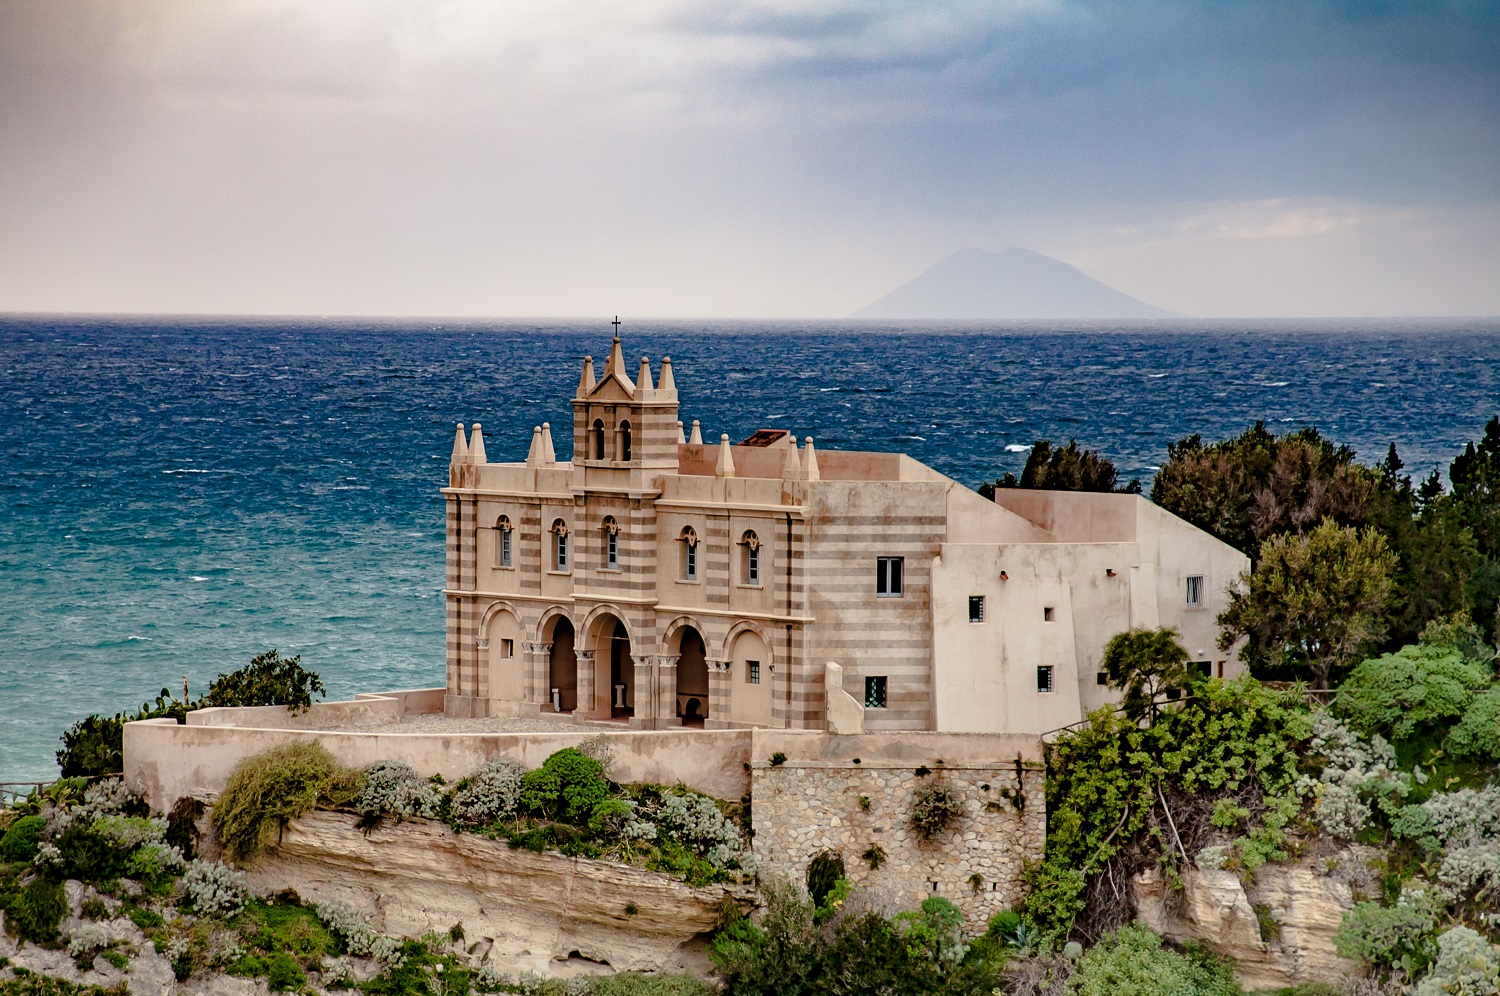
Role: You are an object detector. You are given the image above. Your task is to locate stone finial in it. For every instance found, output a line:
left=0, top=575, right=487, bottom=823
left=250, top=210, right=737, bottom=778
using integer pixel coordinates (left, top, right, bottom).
left=783, top=439, right=803, bottom=480
left=715, top=433, right=736, bottom=478
left=803, top=436, right=821, bottom=481
left=637, top=356, right=654, bottom=392
left=540, top=422, right=556, bottom=465
left=577, top=355, right=596, bottom=396
left=689, top=420, right=703, bottom=445
left=677, top=420, right=686, bottom=444
left=659, top=356, right=677, bottom=393
left=525, top=426, right=543, bottom=467
left=469, top=423, right=487, bottom=465
left=450, top=422, right=468, bottom=465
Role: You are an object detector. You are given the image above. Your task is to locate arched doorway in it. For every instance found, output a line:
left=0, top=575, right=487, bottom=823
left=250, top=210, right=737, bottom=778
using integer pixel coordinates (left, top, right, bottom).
left=607, top=619, right=633, bottom=719
left=486, top=609, right=524, bottom=705
left=547, top=617, right=577, bottom=712
left=675, top=627, right=709, bottom=726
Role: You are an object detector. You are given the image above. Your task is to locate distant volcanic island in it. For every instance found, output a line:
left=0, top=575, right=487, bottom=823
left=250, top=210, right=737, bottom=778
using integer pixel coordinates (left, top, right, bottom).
left=855, top=246, right=1176, bottom=320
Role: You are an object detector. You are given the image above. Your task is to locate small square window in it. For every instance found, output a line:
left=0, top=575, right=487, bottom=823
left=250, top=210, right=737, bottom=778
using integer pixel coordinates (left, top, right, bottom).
left=864, top=675, right=888, bottom=708
left=1036, top=665, right=1055, bottom=693
left=876, top=557, right=904, bottom=597
left=1185, top=575, right=1204, bottom=607
left=501, top=639, right=515, bottom=659
left=968, top=595, right=986, bottom=623
left=1195, top=660, right=1212, bottom=678
left=1043, top=606, right=1055, bottom=622
left=746, top=660, right=761, bottom=684
left=1095, top=671, right=1108, bottom=686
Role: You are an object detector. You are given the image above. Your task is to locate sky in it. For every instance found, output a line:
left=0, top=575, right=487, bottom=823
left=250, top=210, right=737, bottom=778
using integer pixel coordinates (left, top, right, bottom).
left=1, top=0, right=1498, bottom=319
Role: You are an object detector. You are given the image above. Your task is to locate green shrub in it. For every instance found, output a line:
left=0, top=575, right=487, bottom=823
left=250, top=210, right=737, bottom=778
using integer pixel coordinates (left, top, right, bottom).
left=1413, top=926, right=1500, bottom=996
left=911, top=783, right=964, bottom=841
left=164, top=796, right=205, bottom=861
left=0, top=814, right=47, bottom=863
left=0, top=876, right=69, bottom=943
left=1336, top=643, right=1492, bottom=741
left=212, top=741, right=345, bottom=860
left=264, top=950, right=305, bottom=991
left=1444, top=686, right=1500, bottom=760
left=1065, top=923, right=1241, bottom=996
left=56, top=690, right=189, bottom=778
left=1334, top=899, right=1440, bottom=976
left=519, top=748, right=608, bottom=822
left=806, top=851, right=845, bottom=909
left=203, top=649, right=326, bottom=713
left=127, top=906, right=165, bottom=930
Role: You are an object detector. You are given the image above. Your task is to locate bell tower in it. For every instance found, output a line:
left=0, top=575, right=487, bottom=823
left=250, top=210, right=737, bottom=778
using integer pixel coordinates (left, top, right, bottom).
left=571, top=333, right=681, bottom=482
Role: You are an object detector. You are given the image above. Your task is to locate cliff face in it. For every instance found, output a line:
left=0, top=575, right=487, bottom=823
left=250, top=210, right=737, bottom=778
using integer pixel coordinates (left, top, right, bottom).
left=239, top=811, right=755, bottom=976
left=1132, top=848, right=1372, bottom=991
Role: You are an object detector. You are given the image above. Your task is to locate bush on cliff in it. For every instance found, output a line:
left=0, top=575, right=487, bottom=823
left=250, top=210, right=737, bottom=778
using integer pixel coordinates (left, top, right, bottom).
left=212, top=741, right=354, bottom=860
left=201, top=649, right=326, bottom=713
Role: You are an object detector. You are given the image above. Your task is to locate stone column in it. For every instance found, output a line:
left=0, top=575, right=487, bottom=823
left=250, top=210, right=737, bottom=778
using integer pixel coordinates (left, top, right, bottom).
left=576, top=650, right=598, bottom=718
left=655, top=655, right=680, bottom=728
left=707, top=659, right=733, bottom=726
left=522, top=642, right=551, bottom=709
left=631, top=654, right=656, bottom=727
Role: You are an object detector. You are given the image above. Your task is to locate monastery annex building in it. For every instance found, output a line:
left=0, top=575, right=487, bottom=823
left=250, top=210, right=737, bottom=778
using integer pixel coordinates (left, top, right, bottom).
left=442, top=336, right=1248, bottom=735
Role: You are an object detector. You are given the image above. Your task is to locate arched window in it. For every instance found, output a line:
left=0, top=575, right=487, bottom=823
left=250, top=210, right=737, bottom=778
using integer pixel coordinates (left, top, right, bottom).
left=740, top=530, right=761, bottom=586
left=680, top=526, right=699, bottom=581
left=496, top=515, right=513, bottom=568
left=602, top=515, right=620, bottom=570
left=618, top=420, right=632, bottom=461
left=592, top=419, right=606, bottom=461
left=551, top=518, right=570, bottom=571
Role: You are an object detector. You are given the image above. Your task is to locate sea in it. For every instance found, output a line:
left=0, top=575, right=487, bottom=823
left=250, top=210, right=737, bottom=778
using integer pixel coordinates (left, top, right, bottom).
left=3, top=315, right=1499, bottom=781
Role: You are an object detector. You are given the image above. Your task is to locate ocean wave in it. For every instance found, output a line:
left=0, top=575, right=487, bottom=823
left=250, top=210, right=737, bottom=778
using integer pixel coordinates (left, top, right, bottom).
left=1005, top=443, right=1032, bottom=452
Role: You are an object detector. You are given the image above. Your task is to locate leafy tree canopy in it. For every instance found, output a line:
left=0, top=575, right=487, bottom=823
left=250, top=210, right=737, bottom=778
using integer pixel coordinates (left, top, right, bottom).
left=1335, top=642, right=1493, bottom=742
left=980, top=439, right=1140, bottom=497
left=202, top=649, right=326, bottom=712
left=1218, top=519, right=1397, bottom=689
left=1098, top=628, right=1196, bottom=722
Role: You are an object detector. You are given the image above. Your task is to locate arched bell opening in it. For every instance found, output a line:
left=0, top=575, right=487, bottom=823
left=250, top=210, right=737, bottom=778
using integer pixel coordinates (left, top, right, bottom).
left=675, top=627, right=709, bottom=727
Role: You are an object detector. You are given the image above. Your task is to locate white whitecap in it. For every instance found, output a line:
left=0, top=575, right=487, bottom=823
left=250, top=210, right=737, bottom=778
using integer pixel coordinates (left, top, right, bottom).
left=1262, top=381, right=1289, bottom=387
left=189, top=576, right=209, bottom=582
left=1148, top=373, right=1169, bottom=378
left=1005, top=443, right=1032, bottom=453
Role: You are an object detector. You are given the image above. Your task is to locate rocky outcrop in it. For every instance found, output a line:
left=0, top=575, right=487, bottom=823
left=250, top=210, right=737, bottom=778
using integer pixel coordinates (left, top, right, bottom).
left=240, top=810, right=755, bottom=977
left=1133, top=848, right=1374, bottom=991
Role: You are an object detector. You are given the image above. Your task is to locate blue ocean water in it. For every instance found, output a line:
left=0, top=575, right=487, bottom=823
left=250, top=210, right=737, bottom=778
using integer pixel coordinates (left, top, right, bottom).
left=3, top=315, right=1499, bottom=780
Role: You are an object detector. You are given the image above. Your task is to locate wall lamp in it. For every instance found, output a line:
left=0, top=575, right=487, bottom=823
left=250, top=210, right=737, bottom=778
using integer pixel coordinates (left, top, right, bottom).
left=999, top=570, right=1009, bottom=581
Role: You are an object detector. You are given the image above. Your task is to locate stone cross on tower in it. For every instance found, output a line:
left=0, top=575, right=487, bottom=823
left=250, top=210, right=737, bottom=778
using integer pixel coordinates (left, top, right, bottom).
left=612, top=315, right=621, bottom=335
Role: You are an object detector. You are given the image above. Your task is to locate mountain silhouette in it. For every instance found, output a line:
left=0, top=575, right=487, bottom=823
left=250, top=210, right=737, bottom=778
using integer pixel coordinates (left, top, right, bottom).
left=854, top=247, right=1175, bottom=320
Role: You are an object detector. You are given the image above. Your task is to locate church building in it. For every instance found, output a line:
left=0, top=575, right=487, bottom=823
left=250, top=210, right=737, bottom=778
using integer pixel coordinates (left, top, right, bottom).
left=442, top=336, right=1248, bottom=735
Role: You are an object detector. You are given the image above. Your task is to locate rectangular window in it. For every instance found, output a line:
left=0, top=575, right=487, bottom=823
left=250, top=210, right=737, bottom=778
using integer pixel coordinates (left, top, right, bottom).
left=684, top=543, right=698, bottom=581
left=864, top=675, right=888, bottom=708
left=501, top=639, right=515, bottom=659
left=746, top=660, right=760, bottom=684
left=1185, top=575, right=1204, bottom=607
left=1096, top=671, right=1108, bottom=686
left=746, top=547, right=760, bottom=585
left=1036, top=665, right=1055, bottom=693
left=555, top=533, right=568, bottom=571
left=1217, top=660, right=1225, bottom=679
left=606, top=531, right=618, bottom=569
left=968, top=595, right=986, bottom=623
left=1043, top=606, right=1055, bottom=622
left=499, top=530, right=512, bottom=567
left=876, top=557, right=904, bottom=597
left=1195, top=660, right=1212, bottom=678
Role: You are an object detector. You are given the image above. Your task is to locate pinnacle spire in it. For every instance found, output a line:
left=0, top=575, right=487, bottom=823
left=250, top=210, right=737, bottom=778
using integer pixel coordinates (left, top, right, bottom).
left=469, top=423, right=487, bottom=465
left=715, top=433, right=736, bottom=478
left=450, top=422, right=468, bottom=465
left=689, top=420, right=703, bottom=445
left=637, top=356, right=654, bottom=392
left=540, top=422, right=556, bottom=464
left=783, top=439, right=803, bottom=480
left=601, top=335, right=635, bottom=393
left=526, top=426, right=543, bottom=467
left=577, top=355, right=596, bottom=397
left=659, top=356, right=676, bottom=393
left=677, top=420, right=686, bottom=445
left=803, top=437, right=820, bottom=481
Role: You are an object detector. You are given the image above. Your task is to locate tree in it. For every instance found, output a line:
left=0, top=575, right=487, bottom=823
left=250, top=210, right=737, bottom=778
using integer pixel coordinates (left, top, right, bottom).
left=202, top=649, right=326, bottom=712
left=1151, top=423, right=1378, bottom=558
left=980, top=438, right=1140, bottom=497
left=1218, top=519, right=1397, bottom=688
left=1335, top=643, right=1492, bottom=741
left=1098, top=628, right=1196, bottom=722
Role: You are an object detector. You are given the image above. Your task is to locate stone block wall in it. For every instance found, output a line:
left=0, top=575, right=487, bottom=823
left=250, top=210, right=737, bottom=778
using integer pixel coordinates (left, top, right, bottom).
left=751, top=754, right=1045, bottom=931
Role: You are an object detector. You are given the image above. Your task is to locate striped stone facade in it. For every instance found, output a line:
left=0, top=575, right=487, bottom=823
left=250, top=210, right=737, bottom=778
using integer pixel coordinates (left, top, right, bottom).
left=442, top=335, right=1249, bottom=733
